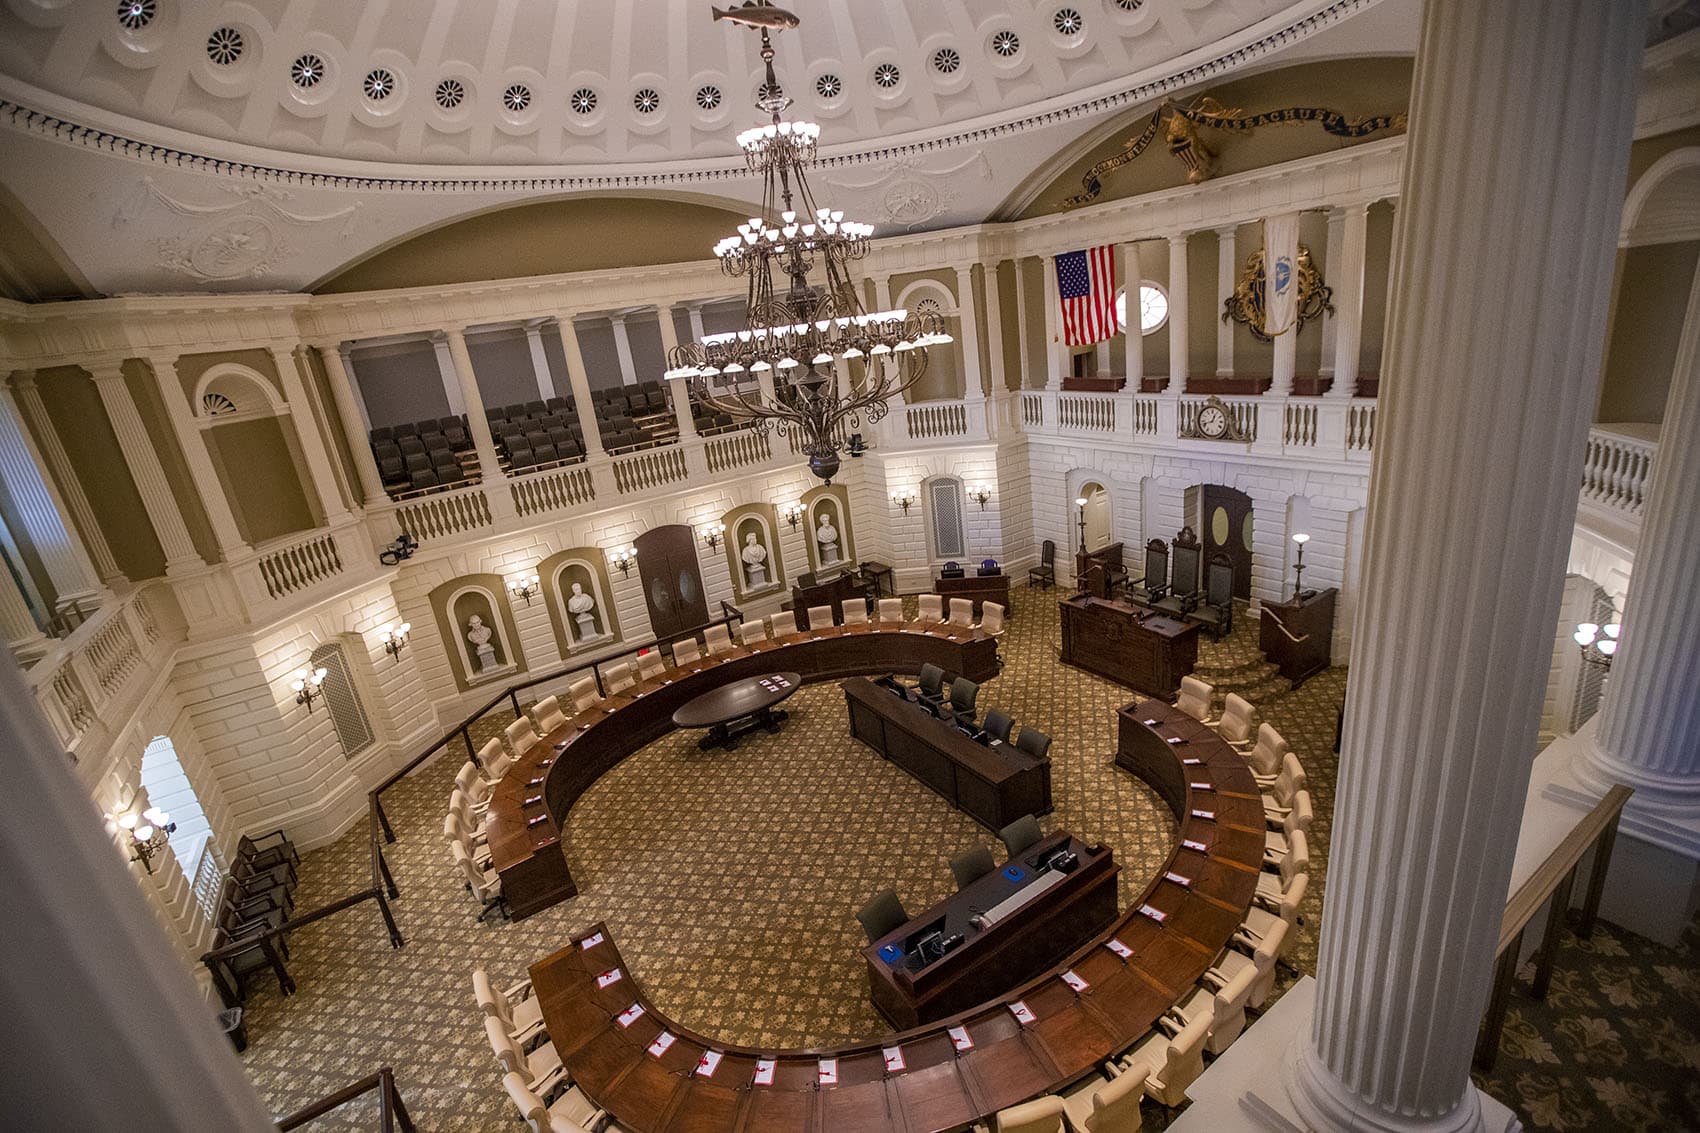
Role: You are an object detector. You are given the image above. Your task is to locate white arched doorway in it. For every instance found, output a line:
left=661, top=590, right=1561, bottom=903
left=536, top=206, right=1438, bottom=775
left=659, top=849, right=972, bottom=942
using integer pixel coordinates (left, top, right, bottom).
left=140, top=736, right=212, bottom=872
left=1077, top=481, right=1113, bottom=554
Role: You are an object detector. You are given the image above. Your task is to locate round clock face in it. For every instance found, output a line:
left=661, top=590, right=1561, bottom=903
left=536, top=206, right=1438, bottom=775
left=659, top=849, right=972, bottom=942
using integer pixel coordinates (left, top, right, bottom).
left=1199, top=406, right=1228, bottom=437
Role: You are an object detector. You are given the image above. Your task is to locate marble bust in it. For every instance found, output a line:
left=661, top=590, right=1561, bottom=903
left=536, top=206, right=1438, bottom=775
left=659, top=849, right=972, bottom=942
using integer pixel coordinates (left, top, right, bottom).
left=816, top=513, right=840, bottom=565
left=566, top=581, right=599, bottom=640
left=465, top=614, right=498, bottom=673
left=741, top=531, right=769, bottom=587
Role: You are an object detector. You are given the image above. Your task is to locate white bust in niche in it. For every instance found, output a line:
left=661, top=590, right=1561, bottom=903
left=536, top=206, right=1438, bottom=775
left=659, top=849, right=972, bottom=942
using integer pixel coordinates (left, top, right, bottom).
left=465, top=614, right=498, bottom=673
left=566, top=581, right=600, bottom=642
left=816, top=512, right=840, bottom=565
left=741, top=531, right=769, bottom=587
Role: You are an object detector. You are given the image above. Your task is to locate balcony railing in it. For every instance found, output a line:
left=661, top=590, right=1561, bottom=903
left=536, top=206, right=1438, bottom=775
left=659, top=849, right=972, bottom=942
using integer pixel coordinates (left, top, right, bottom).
left=255, top=532, right=345, bottom=600
left=1580, top=424, right=1657, bottom=516
left=28, top=585, right=176, bottom=752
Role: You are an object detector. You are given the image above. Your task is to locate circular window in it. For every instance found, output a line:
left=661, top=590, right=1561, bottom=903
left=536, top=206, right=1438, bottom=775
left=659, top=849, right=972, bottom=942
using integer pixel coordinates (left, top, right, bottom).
left=116, top=0, right=156, bottom=31
left=931, top=47, right=961, bottom=74
left=872, top=63, right=901, bottom=89
left=290, top=53, right=325, bottom=89
left=633, top=88, right=661, bottom=114
left=362, top=68, right=395, bottom=100
left=503, top=84, right=531, bottom=112
left=695, top=85, right=721, bottom=110
left=991, top=30, right=1022, bottom=58
left=570, top=87, right=597, bottom=114
left=1115, top=0, right=1143, bottom=9
left=1114, top=283, right=1170, bottom=336
left=434, top=78, right=464, bottom=109
left=1053, top=8, right=1085, bottom=36
left=205, top=27, right=243, bottom=66
left=815, top=74, right=842, bottom=99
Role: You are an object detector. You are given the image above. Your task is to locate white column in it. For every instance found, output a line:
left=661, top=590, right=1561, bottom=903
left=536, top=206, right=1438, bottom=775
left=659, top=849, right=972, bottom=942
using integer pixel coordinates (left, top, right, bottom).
left=954, top=266, right=986, bottom=402
left=0, top=549, right=47, bottom=660
left=554, top=317, right=606, bottom=457
left=1013, top=258, right=1032, bottom=389
left=85, top=361, right=204, bottom=573
left=523, top=320, right=559, bottom=401
left=146, top=355, right=251, bottom=559
left=1289, top=4, right=1645, bottom=1132
left=0, top=376, right=108, bottom=606
left=1094, top=341, right=1110, bottom=377
left=610, top=316, right=638, bottom=386
left=268, top=346, right=352, bottom=525
left=1041, top=254, right=1064, bottom=389
left=1329, top=202, right=1372, bottom=398
left=11, top=374, right=123, bottom=587
left=655, top=306, right=698, bottom=440
left=339, top=345, right=372, bottom=430
left=316, top=343, right=388, bottom=507
left=1122, top=243, right=1144, bottom=389
left=429, top=333, right=467, bottom=416
left=983, top=260, right=1007, bottom=394
left=1265, top=212, right=1301, bottom=396
left=1319, top=209, right=1345, bottom=381
left=687, top=305, right=707, bottom=343
left=1574, top=262, right=1700, bottom=827
left=442, top=330, right=504, bottom=484
left=1167, top=233, right=1189, bottom=391
left=1215, top=226, right=1237, bottom=377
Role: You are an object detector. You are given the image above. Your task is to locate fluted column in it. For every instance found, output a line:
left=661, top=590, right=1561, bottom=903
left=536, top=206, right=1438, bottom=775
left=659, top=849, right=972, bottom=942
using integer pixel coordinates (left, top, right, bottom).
left=610, top=315, right=638, bottom=386
left=1319, top=209, right=1345, bottom=382
left=0, top=549, right=47, bottom=660
left=1215, top=226, right=1237, bottom=377
left=268, top=346, right=352, bottom=525
left=1574, top=261, right=1700, bottom=825
left=145, top=355, right=250, bottom=560
left=983, top=260, right=1008, bottom=394
left=0, top=374, right=108, bottom=606
left=554, top=316, right=606, bottom=457
left=1329, top=202, right=1371, bottom=398
left=954, top=266, right=986, bottom=402
left=442, top=330, right=504, bottom=484
left=1013, top=258, right=1032, bottom=389
left=523, top=320, right=559, bottom=400
left=1290, top=3, right=1645, bottom=1132
left=86, top=361, right=204, bottom=573
left=1041, top=255, right=1064, bottom=389
left=12, top=374, right=124, bottom=587
left=1122, top=243, right=1144, bottom=389
left=316, top=343, right=388, bottom=507
left=1167, top=233, right=1189, bottom=391
left=655, top=306, right=698, bottom=440
left=429, top=333, right=467, bottom=416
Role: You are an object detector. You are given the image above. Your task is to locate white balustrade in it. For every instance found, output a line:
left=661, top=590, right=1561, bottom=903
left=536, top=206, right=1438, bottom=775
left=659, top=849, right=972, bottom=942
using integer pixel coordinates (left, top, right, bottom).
left=705, top=429, right=773, bottom=473
left=511, top=463, right=596, bottom=517
left=905, top=402, right=968, bottom=439
left=395, top=483, right=494, bottom=542
left=1131, top=396, right=1159, bottom=436
left=1057, top=392, right=1117, bottom=433
left=1580, top=425, right=1657, bottom=515
left=254, top=532, right=345, bottom=600
left=1179, top=396, right=1259, bottom=442
left=1020, top=392, right=1045, bottom=429
left=612, top=446, right=689, bottom=494
left=1346, top=399, right=1377, bottom=453
left=27, top=586, right=175, bottom=750
left=1284, top=401, right=1320, bottom=447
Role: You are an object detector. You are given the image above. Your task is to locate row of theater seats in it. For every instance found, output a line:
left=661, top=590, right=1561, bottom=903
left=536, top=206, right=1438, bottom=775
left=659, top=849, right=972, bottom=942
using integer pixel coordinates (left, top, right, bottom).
left=977, top=679, right=1312, bottom=1132
left=471, top=967, right=628, bottom=1132
left=370, top=415, right=476, bottom=495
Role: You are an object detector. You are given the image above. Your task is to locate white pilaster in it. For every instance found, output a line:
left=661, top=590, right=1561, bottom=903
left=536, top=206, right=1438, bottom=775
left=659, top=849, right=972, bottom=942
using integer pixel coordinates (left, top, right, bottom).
left=268, top=346, right=352, bottom=525
left=1215, top=226, right=1237, bottom=377
left=1329, top=203, right=1371, bottom=398
left=430, top=333, right=468, bottom=416
left=10, top=374, right=123, bottom=588
left=954, top=266, right=986, bottom=402
left=1013, top=258, right=1032, bottom=389
left=983, top=260, right=1007, bottom=394
left=655, top=306, right=698, bottom=439
left=1319, top=209, right=1345, bottom=381
left=85, top=361, right=203, bottom=573
left=0, top=548, right=47, bottom=660
left=687, top=305, right=707, bottom=343
left=145, top=355, right=251, bottom=560
left=1123, top=243, right=1144, bottom=388
left=523, top=320, right=559, bottom=401
left=555, top=316, right=606, bottom=457
left=610, top=315, right=638, bottom=386
left=316, top=343, right=388, bottom=507
left=0, top=375, right=108, bottom=606
left=1167, top=233, right=1189, bottom=391
left=339, top=344, right=372, bottom=430
left=442, top=329, right=505, bottom=486
left=1041, top=254, right=1064, bottom=390
left=1288, top=4, right=1645, bottom=1133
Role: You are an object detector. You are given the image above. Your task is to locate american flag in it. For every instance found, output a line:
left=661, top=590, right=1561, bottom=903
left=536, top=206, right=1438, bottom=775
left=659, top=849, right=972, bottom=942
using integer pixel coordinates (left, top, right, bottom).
left=1056, top=246, right=1118, bottom=346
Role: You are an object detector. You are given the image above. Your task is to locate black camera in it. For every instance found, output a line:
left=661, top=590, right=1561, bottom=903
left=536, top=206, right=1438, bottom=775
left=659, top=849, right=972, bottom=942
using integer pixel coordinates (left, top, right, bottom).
left=378, top=532, right=418, bottom=567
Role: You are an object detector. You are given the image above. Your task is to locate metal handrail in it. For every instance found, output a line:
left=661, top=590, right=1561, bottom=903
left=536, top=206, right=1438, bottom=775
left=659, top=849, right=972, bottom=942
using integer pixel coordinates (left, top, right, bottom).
left=274, top=1066, right=416, bottom=1132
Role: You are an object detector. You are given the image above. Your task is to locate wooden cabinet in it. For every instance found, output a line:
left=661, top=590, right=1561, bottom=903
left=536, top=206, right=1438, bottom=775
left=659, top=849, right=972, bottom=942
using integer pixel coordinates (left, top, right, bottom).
left=933, top=572, right=1012, bottom=618
left=1260, top=587, right=1336, bottom=686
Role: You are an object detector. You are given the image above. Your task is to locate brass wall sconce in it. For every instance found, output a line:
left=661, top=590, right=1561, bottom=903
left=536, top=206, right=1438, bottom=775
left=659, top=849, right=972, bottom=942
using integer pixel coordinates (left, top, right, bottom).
left=891, top=490, right=916, bottom=516
left=110, top=806, right=176, bottom=874
left=969, top=482, right=992, bottom=510
left=780, top=502, right=805, bottom=531
left=379, top=622, right=411, bottom=662
left=1574, top=620, right=1620, bottom=670
left=700, top=521, right=727, bottom=551
left=507, top=571, right=540, bottom=605
left=291, top=666, right=327, bottom=712
left=609, top=545, right=637, bottom=578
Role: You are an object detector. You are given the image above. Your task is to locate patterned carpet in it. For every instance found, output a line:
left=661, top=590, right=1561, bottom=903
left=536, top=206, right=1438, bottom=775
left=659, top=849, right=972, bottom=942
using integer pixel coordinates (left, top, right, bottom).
left=231, top=591, right=1700, bottom=1132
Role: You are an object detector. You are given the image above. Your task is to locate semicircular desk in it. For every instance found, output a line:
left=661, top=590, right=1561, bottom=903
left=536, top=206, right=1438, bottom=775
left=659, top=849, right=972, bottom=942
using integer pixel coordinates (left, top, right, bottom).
left=526, top=695, right=1264, bottom=1133
left=486, top=620, right=1002, bottom=919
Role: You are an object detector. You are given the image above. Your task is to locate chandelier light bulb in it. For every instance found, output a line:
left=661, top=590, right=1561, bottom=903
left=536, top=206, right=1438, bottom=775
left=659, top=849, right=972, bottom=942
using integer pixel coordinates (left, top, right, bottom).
left=1573, top=627, right=1593, bottom=646
left=118, top=811, right=139, bottom=830
left=1597, top=638, right=1618, bottom=656
left=1603, top=623, right=1620, bottom=639
left=134, top=824, right=154, bottom=843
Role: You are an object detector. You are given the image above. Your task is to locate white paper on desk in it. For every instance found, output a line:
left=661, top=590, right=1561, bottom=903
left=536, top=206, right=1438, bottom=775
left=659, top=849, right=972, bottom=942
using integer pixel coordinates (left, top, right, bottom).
left=1061, top=969, right=1089, bottom=992
left=1143, top=718, right=1159, bottom=726
left=818, top=1058, right=838, bottom=1085
left=948, top=1026, right=974, bottom=1051
left=579, top=931, right=604, bottom=949
left=1009, top=1001, right=1037, bottom=1026
left=1139, top=903, right=1169, bottom=924
left=1182, top=838, right=1209, bottom=853
left=597, top=967, right=622, bottom=988
left=753, top=1058, right=776, bottom=1085
left=1166, top=736, right=1185, bottom=745
left=882, top=1046, right=905, bottom=1072
left=616, top=1003, right=645, bottom=1028
left=1182, top=757, right=1202, bottom=766
left=647, top=1032, right=676, bottom=1057
left=1106, top=938, right=1134, bottom=959
left=1191, top=809, right=1215, bottom=820
left=696, top=1051, right=723, bottom=1077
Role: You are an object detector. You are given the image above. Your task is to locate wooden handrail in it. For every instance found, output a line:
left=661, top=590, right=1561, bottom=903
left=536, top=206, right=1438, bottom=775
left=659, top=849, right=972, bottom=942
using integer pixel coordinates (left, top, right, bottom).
left=1497, top=783, right=1632, bottom=954
left=274, top=1066, right=416, bottom=1132
left=1259, top=603, right=1309, bottom=644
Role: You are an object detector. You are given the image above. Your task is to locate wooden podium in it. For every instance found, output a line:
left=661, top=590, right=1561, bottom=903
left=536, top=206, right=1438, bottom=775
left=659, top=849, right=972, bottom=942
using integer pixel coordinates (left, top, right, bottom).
left=1259, top=587, right=1336, bottom=686
left=1058, top=594, right=1198, bottom=698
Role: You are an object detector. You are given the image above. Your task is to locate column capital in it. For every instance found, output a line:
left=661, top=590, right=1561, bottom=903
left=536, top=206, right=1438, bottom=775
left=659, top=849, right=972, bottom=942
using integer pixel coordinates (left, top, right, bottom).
left=1213, top=224, right=1239, bottom=239
left=523, top=317, right=553, bottom=334
left=1167, top=231, right=1191, bottom=246
left=83, top=357, right=130, bottom=383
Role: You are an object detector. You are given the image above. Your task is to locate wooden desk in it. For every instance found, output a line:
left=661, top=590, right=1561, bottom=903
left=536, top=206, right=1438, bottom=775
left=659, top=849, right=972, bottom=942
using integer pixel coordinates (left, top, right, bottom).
left=673, top=672, right=800, bottom=751
left=486, top=622, right=1000, bottom=919
left=1058, top=594, right=1198, bottom=698
left=934, top=572, right=1012, bottom=619
left=529, top=703, right=1260, bottom=1132
left=1260, top=587, right=1336, bottom=686
left=864, top=832, right=1117, bottom=1029
left=843, top=677, right=1051, bottom=830
left=791, top=572, right=863, bottom=630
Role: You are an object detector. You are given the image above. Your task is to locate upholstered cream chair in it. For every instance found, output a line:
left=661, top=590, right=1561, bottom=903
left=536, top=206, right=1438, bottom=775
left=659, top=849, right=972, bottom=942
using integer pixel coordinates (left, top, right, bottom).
left=738, top=621, right=768, bottom=646
left=1217, top=693, right=1258, bottom=749
left=486, top=1017, right=564, bottom=1098
left=918, top=593, right=945, bottom=622
left=636, top=650, right=666, bottom=681
left=1261, top=752, right=1307, bottom=805
left=568, top=675, right=604, bottom=713
left=765, top=613, right=792, bottom=638
left=602, top=660, right=636, bottom=694
left=501, top=1072, right=606, bottom=1133
left=703, top=623, right=735, bottom=655
left=452, top=841, right=505, bottom=922
left=1245, top=872, right=1307, bottom=963
left=992, top=1093, right=1067, bottom=1133
left=1060, top=1064, right=1145, bottom=1132
left=842, top=599, right=869, bottom=624
left=671, top=638, right=702, bottom=666
left=878, top=597, right=905, bottom=623
left=948, top=598, right=976, bottom=627
left=1176, top=676, right=1217, bottom=725
left=504, top=717, right=541, bottom=759
left=1244, top=722, right=1288, bottom=780
left=1257, top=830, right=1309, bottom=905
left=1265, top=803, right=1310, bottom=860
left=443, top=813, right=491, bottom=869
left=472, top=968, right=544, bottom=1047
left=1210, top=917, right=1288, bottom=1009
left=1176, top=961, right=1257, bottom=1054
left=456, top=762, right=493, bottom=807
left=529, top=694, right=569, bottom=735
left=806, top=604, right=835, bottom=630
left=979, top=602, right=1006, bottom=637
left=1113, top=1011, right=1209, bottom=1107
left=448, top=789, right=488, bottom=838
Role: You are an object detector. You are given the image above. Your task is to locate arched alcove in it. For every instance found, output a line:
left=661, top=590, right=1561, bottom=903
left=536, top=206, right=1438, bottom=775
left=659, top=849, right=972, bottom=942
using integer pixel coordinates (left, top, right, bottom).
left=801, top=485, right=854, bottom=573
left=723, top=503, right=784, bottom=600
left=540, top=548, right=621, bottom=655
left=430, top=576, right=527, bottom=690
left=895, top=278, right=963, bottom=401
left=193, top=362, right=318, bottom=542
left=140, top=735, right=212, bottom=872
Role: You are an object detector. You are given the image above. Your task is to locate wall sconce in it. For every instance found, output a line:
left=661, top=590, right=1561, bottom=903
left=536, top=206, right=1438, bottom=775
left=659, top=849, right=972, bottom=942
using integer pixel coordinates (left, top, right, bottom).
left=891, top=490, right=916, bottom=516
left=507, top=571, right=540, bottom=605
left=700, top=521, right=727, bottom=551
left=291, top=666, right=327, bottom=712
left=780, top=502, right=805, bottom=531
left=379, top=622, right=411, bottom=662
left=1574, top=620, right=1620, bottom=670
left=111, top=806, right=176, bottom=873
left=609, top=545, right=637, bottom=578
left=969, top=482, right=992, bottom=510
left=1075, top=496, right=1089, bottom=548
left=1290, top=532, right=1311, bottom=601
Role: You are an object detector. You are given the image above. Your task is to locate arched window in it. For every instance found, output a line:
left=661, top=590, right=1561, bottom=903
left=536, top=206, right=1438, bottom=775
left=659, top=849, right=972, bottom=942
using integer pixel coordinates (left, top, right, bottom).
left=310, top=642, right=375, bottom=758
left=928, top=477, right=966, bottom=559
left=140, top=736, right=213, bottom=871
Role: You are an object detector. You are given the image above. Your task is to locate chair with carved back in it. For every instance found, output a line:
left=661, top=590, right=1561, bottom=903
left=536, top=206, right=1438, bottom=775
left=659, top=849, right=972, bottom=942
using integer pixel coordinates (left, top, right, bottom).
left=1189, top=552, right=1234, bottom=638
left=1130, top=539, right=1169, bottom=608
left=1155, top=527, right=1202, bottom=617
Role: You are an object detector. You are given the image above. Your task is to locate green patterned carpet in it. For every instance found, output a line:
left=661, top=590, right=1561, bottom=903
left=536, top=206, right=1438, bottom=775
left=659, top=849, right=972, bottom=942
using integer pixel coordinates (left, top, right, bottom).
left=232, top=591, right=1700, bottom=1131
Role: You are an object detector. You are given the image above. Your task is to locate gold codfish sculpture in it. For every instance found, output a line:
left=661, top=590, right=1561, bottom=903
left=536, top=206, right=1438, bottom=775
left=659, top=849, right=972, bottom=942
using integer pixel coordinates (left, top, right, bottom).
left=711, top=3, right=801, bottom=30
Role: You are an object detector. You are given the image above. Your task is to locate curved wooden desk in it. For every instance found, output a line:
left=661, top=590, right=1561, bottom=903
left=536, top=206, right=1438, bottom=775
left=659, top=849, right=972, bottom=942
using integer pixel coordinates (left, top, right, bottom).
left=528, top=697, right=1263, bottom=1132
left=487, top=621, right=1000, bottom=919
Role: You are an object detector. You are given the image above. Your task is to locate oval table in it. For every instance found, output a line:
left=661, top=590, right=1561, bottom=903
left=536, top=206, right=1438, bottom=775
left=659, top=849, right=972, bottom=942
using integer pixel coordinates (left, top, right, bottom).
left=671, top=671, right=801, bottom=751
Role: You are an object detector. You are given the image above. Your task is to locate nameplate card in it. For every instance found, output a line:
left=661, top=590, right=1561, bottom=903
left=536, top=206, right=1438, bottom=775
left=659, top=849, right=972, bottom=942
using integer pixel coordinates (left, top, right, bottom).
left=1182, top=757, right=1203, bottom=766
left=536, top=757, right=553, bottom=767
left=526, top=815, right=549, bottom=827
left=1166, top=736, right=1186, bottom=745
left=1191, top=809, right=1215, bottom=820
left=1165, top=871, right=1192, bottom=888
left=526, top=777, right=545, bottom=787
left=579, top=931, right=604, bottom=949
left=1143, top=718, right=1159, bottom=726
left=948, top=1025, right=974, bottom=1051
left=1190, top=782, right=1213, bottom=791
left=1061, top=969, right=1090, bottom=992
left=1139, top=903, right=1169, bottom=924
left=882, top=1046, right=905, bottom=1073
left=523, top=794, right=542, bottom=806
left=554, top=741, right=570, bottom=752
left=616, top=1003, right=645, bottom=1028
left=647, top=1032, right=676, bottom=1058
left=696, top=1051, right=723, bottom=1078
left=1105, top=938, right=1134, bottom=960
left=752, top=1058, right=776, bottom=1086
left=818, top=1058, right=838, bottom=1085
left=596, top=967, right=623, bottom=989
left=1009, top=1001, right=1037, bottom=1026
left=1182, top=838, right=1209, bottom=853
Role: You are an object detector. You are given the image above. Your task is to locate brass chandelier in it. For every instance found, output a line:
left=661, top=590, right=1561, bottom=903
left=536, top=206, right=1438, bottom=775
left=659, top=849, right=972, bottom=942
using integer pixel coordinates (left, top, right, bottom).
left=664, top=7, right=950, bottom=483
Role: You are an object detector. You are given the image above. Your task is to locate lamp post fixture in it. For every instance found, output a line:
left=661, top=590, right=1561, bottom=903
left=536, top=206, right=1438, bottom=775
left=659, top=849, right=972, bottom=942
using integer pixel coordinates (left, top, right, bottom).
left=969, top=482, right=992, bottom=510
left=891, top=490, right=916, bottom=517
left=1075, top=496, right=1089, bottom=550
left=1573, top=620, right=1620, bottom=670
left=507, top=572, right=540, bottom=606
left=1291, top=532, right=1311, bottom=601
left=291, top=666, right=327, bottom=712
left=111, top=806, right=176, bottom=874
left=700, top=521, right=727, bottom=551
left=379, top=622, right=411, bottom=662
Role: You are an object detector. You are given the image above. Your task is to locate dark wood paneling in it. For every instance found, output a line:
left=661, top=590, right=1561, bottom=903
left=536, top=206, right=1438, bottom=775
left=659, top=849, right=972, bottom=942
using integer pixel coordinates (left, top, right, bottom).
left=1058, top=595, right=1198, bottom=698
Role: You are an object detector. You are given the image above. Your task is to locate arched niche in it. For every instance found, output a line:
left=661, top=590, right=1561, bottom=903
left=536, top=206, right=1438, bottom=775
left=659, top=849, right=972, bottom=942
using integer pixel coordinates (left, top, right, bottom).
left=540, top=547, right=621, bottom=656
left=923, top=475, right=967, bottom=562
left=191, top=363, right=287, bottom=423
left=894, top=277, right=963, bottom=400
left=193, top=361, right=318, bottom=541
left=723, top=503, right=785, bottom=600
left=802, top=484, right=853, bottom=573
left=430, top=575, right=526, bottom=690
